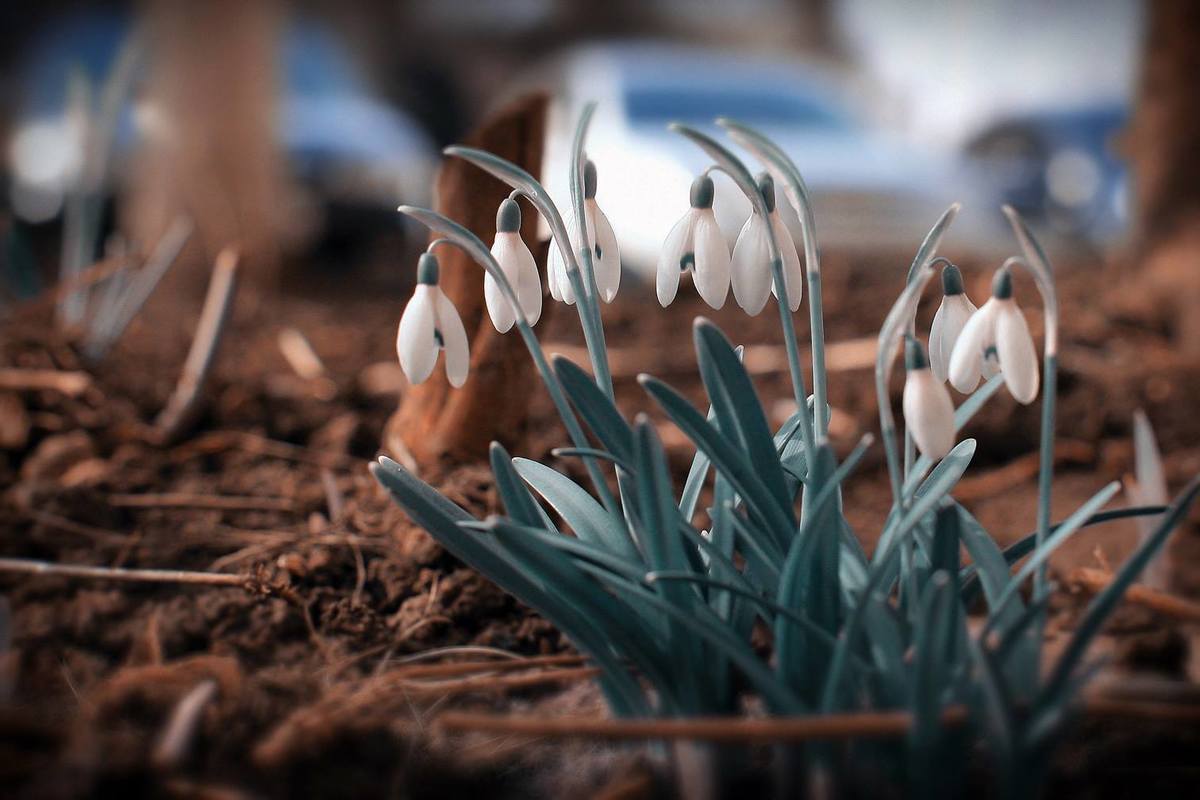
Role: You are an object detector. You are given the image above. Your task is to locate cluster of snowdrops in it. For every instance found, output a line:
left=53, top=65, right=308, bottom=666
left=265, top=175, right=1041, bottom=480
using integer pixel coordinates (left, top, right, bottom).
left=375, top=107, right=1198, bottom=796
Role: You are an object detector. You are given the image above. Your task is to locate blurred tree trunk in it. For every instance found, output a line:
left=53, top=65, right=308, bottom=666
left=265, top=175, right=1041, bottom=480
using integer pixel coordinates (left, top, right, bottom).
left=384, top=95, right=550, bottom=472
left=124, top=0, right=285, bottom=288
left=1127, top=0, right=1200, bottom=352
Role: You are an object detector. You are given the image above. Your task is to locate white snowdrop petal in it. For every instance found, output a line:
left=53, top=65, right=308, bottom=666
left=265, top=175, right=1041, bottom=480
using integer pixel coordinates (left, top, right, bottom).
left=903, top=369, right=957, bottom=460
left=995, top=301, right=1040, bottom=404
left=947, top=300, right=998, bottom=394
left=656, top=213, right=693, bottom=307
left=434, top=289, right=470, bottom=388
left=929, top=295, right=976, bottom=383
left=396, top=285, right=438, bottom=384
left=548, top=224, right=579, bottom=305
left=692, top=210, right=730, bottom=310
left=730, top=215, right=773, bottom=316
left=486, top=237, right=519, bottom=333
left=588, top=201, right=621, bottom=302
left=514, top=239, right=543, bottom=327
left=768, top=213, right=803, bottom=311
left=494, top=232, right=542, bottom=327
left=483, top=271, right=514, bottom=333
left=547, top=242, right=564, bottom=302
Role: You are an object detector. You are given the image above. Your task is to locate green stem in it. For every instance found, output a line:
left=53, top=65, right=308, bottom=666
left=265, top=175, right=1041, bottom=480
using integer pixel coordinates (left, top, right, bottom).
left=567, top=103, right=615, bottom=399
left=717, top=118, right=829, bottom=438
left=441, top=145, right=613, bottom=399
left=669, top=123, right=814, bottom=466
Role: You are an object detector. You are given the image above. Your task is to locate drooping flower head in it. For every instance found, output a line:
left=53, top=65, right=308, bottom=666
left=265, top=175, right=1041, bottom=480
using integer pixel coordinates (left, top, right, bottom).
left=485, top=198, right=542, bottom=333
left=903, top=337, right=956, bottom=460
left=948, top=266, right=1039, bottom=403
left=928, top=263, right=978, bottom=383
left=730, top=172, right=803, bottom=315
left=656, top=174, right=730, bottom=309
left=396, top=252, right=470, bottom=388
left=548, top=159, right=620, bottom=305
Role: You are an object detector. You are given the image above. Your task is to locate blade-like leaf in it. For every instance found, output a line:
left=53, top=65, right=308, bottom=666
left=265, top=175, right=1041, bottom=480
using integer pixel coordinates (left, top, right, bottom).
left=694, top=319, right=793, bottom=520
left=553, top=355, right=635, bottom=462
left=371, top=458, right=649, bottom=715
left=513, top=458, right=639, bottom=561
left=641, top=374, right=796, bottom=540
left=489, top=443, right=553, bottom=530
left=1039, top=475, right=1200, bottom=714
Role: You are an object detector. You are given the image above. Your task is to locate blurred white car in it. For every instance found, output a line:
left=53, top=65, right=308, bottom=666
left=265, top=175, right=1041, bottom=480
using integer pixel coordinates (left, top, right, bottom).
left=535, top=43, right=1000, bottom=273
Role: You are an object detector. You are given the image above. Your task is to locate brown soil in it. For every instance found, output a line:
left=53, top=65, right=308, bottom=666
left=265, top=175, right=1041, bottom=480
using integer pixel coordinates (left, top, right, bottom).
left=1, top=251, right=1198, bottom=798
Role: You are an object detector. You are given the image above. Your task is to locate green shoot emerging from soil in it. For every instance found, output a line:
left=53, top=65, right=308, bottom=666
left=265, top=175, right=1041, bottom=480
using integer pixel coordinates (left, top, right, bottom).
left=375, top=104, right=1198, bottom=797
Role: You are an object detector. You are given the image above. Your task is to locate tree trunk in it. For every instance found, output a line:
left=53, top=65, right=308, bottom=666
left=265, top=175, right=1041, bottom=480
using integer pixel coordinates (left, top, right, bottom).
left=384, top=94, right=550, bottom=471
left=124, top=0, right=285, bottom=289
left=1126, top=0, right=1200, bottom=352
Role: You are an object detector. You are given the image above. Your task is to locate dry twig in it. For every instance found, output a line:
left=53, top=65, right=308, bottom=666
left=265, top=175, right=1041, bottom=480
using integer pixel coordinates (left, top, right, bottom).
left=108, top=492, right=294, bottom=512
left=1068, top=566, right=1200, bottom=623
left=0, top=556, right=246, bottom=587
left=0, top=368, right=93, bottom=396
left=153, top=679, right=219, bottom=769
left=155, top=247, right=239, bottom=442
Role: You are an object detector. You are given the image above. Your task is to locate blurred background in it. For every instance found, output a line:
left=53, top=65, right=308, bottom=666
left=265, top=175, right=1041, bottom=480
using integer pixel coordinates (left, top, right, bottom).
left=0, top=0, right=1149, bottom=300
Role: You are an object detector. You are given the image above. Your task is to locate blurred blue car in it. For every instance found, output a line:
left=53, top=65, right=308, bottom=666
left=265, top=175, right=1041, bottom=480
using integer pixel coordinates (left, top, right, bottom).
left=536, top=43, right=999, bottom=271
left=7, top=11, right=434, bottom=242
left=965, top=105, right=1129, bottom=243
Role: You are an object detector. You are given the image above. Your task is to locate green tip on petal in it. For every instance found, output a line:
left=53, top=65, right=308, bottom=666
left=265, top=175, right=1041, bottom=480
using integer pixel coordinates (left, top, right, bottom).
left=991, top=267, right=1013, bottom=299
left=756, top=171, right=776, bottom=213
left=496, top=198, right=521, bottom=233
left=941, top=263, right=965, bottom=296
left=905, top=336, right=930, bottom=370
left=689, top=174, right=715, bottom=209
left=583, top=160, right=597, bottom=199
left=417, top=252, right=440, bottom=285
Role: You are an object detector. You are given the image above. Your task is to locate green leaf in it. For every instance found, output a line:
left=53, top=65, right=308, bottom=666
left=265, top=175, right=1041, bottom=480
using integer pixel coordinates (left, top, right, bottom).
left=641, top=374, right=796, bottom=545
left=987, top=482, right=1120, bottom=625
left=876, top=439, right=977, bottom=566
left=776, top=444, right=841, bottom=700
left=513, top=458, right=640, bottom=561
left=1038, top=474, right=1200, bottom=716
left=959, top=505, right=1171, bottom=606
left=553, top=355, right=635, bottom=462
left=371, top=457, right=649, bottom=715
left=489, top=443, right=552, bottom=530
left=576, top=561, right=805, bottom=714
left=909, top=570, right=956, bottom=782
left=551, top=447, right=634, bottom=474
left=904, top=375, right=1004, bottom=496
left=693, top=320, right=793, bottom=521
left=481, top=516, right=679, bottom=713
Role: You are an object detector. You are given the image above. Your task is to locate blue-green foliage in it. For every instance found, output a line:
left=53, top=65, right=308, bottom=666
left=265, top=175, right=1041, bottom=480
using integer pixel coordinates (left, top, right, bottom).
left=378, top=114, right=1197, bottom=794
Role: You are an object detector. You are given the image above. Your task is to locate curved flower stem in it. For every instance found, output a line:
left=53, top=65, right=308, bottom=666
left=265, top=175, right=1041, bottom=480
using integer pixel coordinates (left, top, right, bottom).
left=717, top=118, right=829, bottom=438
left=876, top=264, right=938, bottom=510
left=669, top=123, right=815, bottom=466
left=900, top=209, right=960, bottom=483
left=442, top=145, right=614, bottom=399
left=565, top=103, right=615, bottom=395
left=400, top=205, right=620, bottom=515
left=1001, top=207, right=1060, bottom=603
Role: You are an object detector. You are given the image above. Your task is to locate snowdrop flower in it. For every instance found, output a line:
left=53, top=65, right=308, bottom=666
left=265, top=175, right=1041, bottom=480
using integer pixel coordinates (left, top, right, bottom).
left=928, top=263, right=977, bottom=383
left=948, top=268, right=1039, bottom=403
left=730, top=173, right=803, bottom=315
left=397, top=253, right=470, bottom=388
left=485, top=198, right=542, bottom=332
left=547, top=160, right=620, bottom=304
left=903, top=338, right=956, bottom=460
left=656, top=174, right=730, bottom=309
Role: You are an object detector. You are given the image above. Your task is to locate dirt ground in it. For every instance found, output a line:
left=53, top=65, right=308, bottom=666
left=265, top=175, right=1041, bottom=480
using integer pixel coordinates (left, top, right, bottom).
left=1, top=248, right=1198, bottom=798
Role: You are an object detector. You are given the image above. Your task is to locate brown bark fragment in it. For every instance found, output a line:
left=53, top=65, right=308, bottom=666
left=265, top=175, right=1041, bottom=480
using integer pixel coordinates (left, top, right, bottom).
left=385, top=95, right=550, bottom=470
